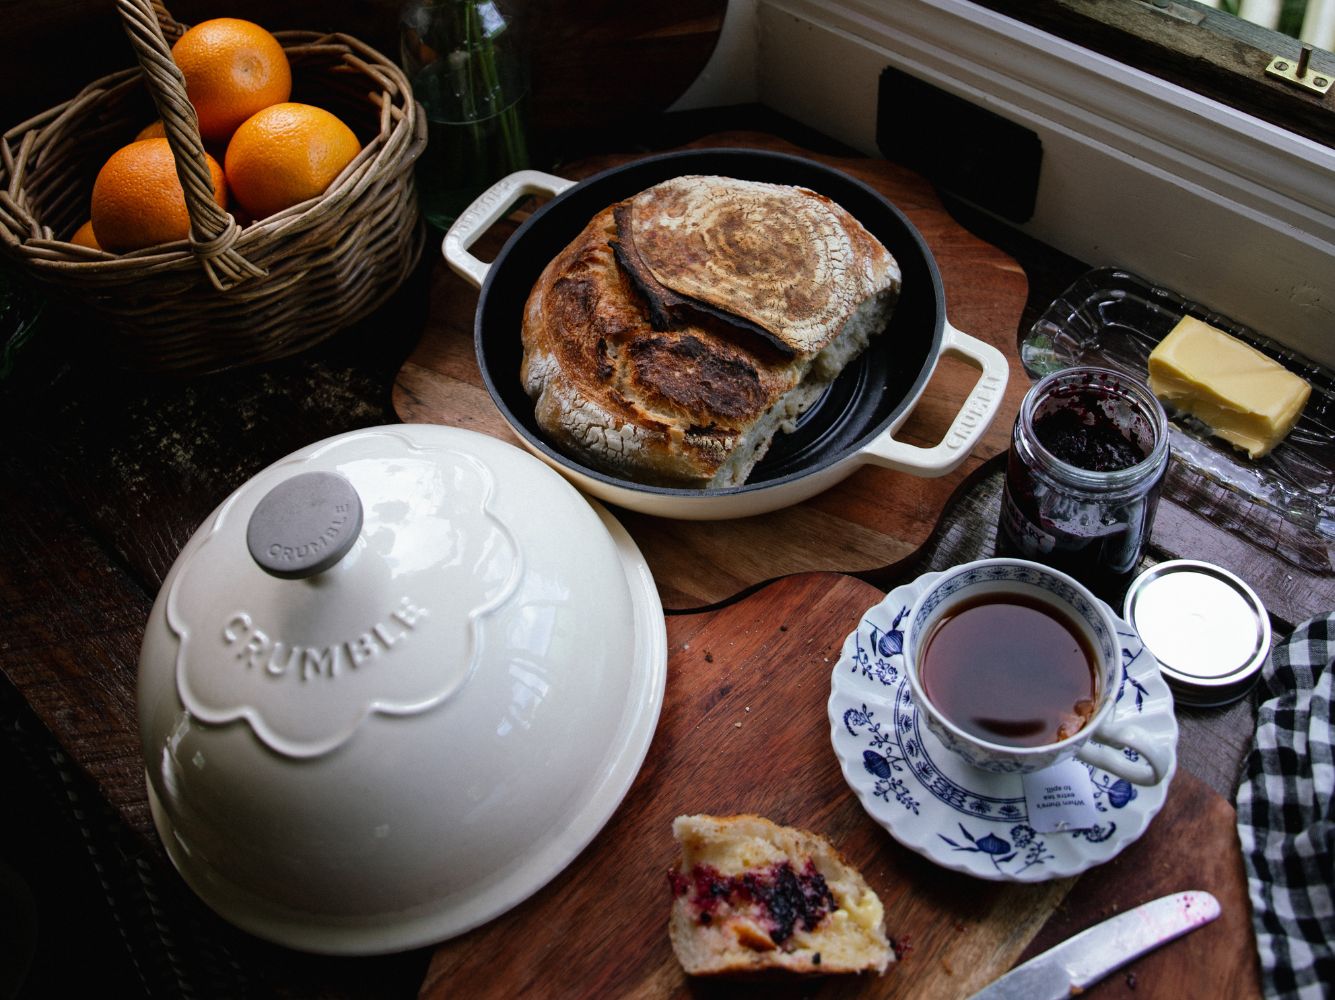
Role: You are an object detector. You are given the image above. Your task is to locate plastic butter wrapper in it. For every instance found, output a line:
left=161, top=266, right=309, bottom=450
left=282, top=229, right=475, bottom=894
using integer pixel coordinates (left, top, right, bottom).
left=1147, top=316, right=1312, bottom=459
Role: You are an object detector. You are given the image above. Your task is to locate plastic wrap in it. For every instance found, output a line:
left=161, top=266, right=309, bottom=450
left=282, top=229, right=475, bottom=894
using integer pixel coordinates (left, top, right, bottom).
left=1022, top=268, right=1333, bottom=573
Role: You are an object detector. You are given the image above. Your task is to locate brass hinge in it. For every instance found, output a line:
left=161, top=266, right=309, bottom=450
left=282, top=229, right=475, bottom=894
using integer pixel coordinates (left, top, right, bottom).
left=1266, top=44, right=1333, bottom=96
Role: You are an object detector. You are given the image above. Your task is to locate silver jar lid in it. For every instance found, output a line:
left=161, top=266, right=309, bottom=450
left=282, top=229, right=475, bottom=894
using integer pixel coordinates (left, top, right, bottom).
left=1123, top=560, right=1270, bottom=707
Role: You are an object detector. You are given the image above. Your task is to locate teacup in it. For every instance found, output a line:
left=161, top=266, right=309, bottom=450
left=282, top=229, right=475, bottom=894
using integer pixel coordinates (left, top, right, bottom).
left=904, top=558, right=1169, bottom=786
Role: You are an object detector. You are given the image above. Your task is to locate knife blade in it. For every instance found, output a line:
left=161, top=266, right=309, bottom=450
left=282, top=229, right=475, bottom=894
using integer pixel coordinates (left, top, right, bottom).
left=968, top=890, right=1221, bottom=1000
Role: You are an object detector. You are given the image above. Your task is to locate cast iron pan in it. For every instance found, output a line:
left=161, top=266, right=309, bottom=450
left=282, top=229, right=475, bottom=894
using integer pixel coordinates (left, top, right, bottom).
left=471, top=148, right=948, bottom=498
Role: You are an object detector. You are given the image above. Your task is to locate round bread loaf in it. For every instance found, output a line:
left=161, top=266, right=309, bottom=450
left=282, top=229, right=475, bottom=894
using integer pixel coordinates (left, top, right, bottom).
left=520, top=176, right=901, bottom=488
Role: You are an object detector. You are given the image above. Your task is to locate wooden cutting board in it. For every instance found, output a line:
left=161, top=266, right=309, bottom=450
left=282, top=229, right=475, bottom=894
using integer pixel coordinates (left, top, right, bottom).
left=392, top=132, right=1031, bottom=611
left=419, top=572, right=1258, bottom=999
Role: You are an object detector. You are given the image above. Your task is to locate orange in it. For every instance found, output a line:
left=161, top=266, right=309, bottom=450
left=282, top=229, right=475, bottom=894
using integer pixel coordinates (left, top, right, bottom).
left=225, top=103, right=361, bottom=220
left=90, top=139, right=228, bottom=253
left=134, top=119, right=229, bottom=160
left=69, top=220, right=101, bottom=250
left=171, top=18, right=291, bottom=146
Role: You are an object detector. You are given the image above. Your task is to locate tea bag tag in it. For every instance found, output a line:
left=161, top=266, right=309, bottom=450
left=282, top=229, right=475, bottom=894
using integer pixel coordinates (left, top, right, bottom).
left=1021, top=760, right=1100, bottom=833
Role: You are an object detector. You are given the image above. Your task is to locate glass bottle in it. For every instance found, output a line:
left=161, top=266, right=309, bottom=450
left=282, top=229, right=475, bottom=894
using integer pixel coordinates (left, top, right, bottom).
left=400, top=0, right=532, bottom=230
left=998, top=366, right=1171, bottom=601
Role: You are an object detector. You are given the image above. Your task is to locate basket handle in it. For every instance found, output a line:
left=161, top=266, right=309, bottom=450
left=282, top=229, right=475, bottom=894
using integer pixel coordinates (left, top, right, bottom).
left=149, top=0, right=184, bottom=41
left=116, top=0, right=265, bottom=291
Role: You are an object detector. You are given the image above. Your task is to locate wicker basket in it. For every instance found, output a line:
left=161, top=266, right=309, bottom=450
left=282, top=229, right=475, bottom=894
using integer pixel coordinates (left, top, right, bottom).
left=0, top=0, right=426, bottom=375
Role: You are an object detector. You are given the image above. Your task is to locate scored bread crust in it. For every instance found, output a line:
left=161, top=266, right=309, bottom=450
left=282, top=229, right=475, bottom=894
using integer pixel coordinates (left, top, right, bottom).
left=629, top=176, right=897, bottom=355
left=668, top=814, right=892, bottom=977
left=520, top=177, right=901, bottom=488
left=521, top=206, right=801, bottom=486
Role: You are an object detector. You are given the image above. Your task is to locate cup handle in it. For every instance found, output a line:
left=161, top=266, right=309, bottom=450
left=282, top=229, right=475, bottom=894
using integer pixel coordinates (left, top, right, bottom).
left=441, top=170, right=576, bottom=288
left=1076, top=715, right=1172, bottom=787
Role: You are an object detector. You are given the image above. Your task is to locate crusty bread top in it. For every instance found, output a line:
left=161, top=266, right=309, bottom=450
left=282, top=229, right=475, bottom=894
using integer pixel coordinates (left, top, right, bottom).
left=626, top=176, right=899, bottom=356
left=521, top=206, right=805, bottom=485
left=519, top=176, right=901, bottom=487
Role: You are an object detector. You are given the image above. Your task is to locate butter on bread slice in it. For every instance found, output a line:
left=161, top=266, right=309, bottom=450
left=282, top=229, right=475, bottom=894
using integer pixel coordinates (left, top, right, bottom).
left=1147, top=316, right=1310, bottom=459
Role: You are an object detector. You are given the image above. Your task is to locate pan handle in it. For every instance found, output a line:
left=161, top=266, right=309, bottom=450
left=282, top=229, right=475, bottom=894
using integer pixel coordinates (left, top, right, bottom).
left=441, top=170, right=577, bottom=288
left=858, top=321, right=1010, bottom=477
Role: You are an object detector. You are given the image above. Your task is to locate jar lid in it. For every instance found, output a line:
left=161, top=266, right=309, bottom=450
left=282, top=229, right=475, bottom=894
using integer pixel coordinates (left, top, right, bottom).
left=1123, top=559, right=1270, bottom=707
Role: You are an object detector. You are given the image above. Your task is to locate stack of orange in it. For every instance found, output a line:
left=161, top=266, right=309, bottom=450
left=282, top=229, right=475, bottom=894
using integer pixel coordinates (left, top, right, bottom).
left=76, top=17, right=361, bottom=254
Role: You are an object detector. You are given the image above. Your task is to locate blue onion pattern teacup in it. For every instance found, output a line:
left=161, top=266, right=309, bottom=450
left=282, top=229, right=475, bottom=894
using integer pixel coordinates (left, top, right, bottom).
left=904, top=558, right=1168, bottom=785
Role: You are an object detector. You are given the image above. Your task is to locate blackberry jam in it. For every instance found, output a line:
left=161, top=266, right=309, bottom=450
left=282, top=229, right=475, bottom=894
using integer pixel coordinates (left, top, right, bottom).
left=999, top=367, right=1169, bottom=599
left=668, top=860, right=837, bottom=944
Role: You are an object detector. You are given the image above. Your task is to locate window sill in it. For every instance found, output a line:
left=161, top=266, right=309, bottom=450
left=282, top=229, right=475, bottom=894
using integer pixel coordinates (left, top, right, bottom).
left=723, top=0, right=1335, bottom=365
left=973, top=0, right=1335, bottom=150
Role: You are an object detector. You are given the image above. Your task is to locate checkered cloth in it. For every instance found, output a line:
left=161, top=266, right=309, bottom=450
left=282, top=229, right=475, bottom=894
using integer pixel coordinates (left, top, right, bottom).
left=1236, top=612, right=1335, bottom=1000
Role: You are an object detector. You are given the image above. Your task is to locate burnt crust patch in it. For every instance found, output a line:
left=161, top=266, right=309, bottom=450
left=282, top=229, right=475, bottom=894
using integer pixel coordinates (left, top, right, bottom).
left=627, top=334, right=766, bottom=421
left=611, top=202, right=686, bottom=331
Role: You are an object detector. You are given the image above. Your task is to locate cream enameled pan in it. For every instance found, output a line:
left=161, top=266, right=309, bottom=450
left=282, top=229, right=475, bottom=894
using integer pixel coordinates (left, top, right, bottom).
left=444, top=149, right=1007, bottom=520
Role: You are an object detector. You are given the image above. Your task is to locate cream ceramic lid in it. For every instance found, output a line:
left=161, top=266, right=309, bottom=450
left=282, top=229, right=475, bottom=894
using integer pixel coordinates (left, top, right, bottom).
left=138, top=424, right=667, bottom=954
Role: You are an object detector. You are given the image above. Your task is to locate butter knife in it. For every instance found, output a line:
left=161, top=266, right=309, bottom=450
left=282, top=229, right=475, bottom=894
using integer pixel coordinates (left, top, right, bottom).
left=968, top=890, right=1221, bottom=999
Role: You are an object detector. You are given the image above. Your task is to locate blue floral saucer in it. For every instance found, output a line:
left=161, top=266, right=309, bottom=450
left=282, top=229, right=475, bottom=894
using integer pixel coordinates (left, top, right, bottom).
left=828, top=571, right=1178, bottom=882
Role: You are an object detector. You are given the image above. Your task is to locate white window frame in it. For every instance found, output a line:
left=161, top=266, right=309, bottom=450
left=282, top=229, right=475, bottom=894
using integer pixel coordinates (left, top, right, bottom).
left=675, top=0, right=1335, bottom=365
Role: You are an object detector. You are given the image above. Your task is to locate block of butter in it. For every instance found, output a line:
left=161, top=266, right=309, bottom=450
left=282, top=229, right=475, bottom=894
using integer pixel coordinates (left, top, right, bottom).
left=1147, top=316, right=1311, bottom=459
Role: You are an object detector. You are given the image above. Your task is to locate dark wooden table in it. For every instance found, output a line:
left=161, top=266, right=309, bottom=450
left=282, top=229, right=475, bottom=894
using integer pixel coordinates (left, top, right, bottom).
left=1, top=110, right=1328, bottom=997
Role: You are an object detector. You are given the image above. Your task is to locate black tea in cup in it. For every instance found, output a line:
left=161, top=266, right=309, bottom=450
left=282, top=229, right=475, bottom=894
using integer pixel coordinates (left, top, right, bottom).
left=918, top=594, right=1098, bottom=748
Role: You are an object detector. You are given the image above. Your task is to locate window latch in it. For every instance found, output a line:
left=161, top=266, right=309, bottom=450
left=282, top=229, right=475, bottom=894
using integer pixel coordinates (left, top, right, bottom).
left=1265, top=44, right=1332, bottom=96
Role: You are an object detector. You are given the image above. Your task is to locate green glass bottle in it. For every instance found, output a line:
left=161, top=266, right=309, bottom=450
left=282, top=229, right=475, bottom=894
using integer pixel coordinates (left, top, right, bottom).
left=400, top=0, right=532, bottom=230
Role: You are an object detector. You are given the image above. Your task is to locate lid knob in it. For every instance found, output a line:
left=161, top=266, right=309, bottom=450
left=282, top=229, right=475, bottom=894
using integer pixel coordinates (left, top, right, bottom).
left=246, top=471, right=363, bottom=579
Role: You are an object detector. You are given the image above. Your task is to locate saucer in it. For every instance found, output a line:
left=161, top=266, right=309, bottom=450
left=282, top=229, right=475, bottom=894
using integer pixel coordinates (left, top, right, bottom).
left=827, top=571, right=1178, bottom=882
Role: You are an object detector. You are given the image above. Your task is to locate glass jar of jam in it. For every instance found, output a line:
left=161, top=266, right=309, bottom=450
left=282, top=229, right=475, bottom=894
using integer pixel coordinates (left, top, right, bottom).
left=999, top=366, right=1170, bottom=599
